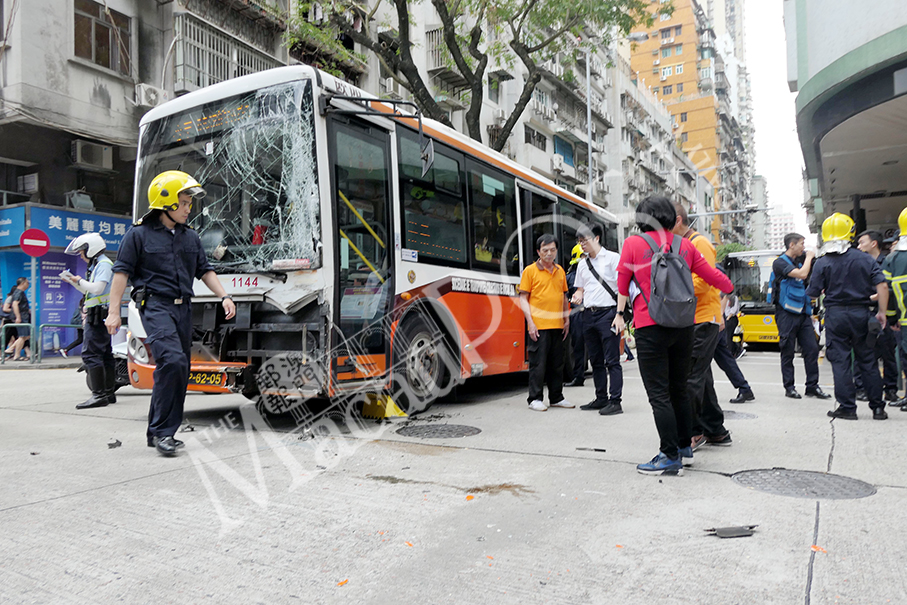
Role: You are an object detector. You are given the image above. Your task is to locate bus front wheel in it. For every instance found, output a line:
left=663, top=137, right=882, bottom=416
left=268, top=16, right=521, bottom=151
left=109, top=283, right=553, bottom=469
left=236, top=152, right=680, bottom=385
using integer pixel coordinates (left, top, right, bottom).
left=394, top=316, right=454, bottom=414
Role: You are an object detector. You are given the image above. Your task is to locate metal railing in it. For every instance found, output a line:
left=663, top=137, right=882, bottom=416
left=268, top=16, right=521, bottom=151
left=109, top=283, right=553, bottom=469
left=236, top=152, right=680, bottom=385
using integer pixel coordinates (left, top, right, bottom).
left=0, top=323, right=34, bottom=365
left=36, top=323, right=84, bottom=363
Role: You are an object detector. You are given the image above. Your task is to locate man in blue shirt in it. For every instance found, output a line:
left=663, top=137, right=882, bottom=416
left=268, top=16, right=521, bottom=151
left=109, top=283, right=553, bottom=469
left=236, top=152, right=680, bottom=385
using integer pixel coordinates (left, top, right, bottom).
left=105, top=171, right=236, bottom=456
left=772, top=233, right=829, bottom=400
left=808, top=213, right=888, bottom=420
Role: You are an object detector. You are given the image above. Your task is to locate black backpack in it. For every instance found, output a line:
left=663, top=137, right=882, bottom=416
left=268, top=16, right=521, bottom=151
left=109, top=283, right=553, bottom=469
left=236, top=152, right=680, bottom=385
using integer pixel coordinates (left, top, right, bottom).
left=634, top=233, right=697, bottom=328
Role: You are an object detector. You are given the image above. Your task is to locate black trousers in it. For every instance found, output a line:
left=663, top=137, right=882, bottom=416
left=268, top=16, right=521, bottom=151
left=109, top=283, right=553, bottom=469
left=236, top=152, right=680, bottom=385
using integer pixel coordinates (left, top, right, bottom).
left=776, top=309, right=820, bottom=390
left=854, top=324, right=898, bottom=391
left=714, top=333, right=751, bottom=391
left=635, top=324, right=695, bottom=459
left=82, top=316, right=113, bottom=372
left=688, top=323, right=727, bottom=438
left=825, top=306, right=883, bottom=411
left=142, top=298, right=193, bottom=439
left=583, top=307, right=622, bottom=404
left=527, top=328, right=565, bottom=405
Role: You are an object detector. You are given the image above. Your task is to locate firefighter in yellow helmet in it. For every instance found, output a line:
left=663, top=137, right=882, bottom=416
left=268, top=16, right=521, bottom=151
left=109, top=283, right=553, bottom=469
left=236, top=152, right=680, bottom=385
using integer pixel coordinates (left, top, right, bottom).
left=807, top=212, right=889, bottom=420
left=564, top=243, right=589, bottom=386
left=882, top=207, right=907, bottom=409
left=104, top=170, right=236, bottom=456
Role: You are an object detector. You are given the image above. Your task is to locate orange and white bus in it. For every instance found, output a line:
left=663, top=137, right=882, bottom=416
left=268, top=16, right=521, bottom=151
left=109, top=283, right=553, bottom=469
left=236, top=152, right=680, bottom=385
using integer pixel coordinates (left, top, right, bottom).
left=126, top=65, right=618, bottom=413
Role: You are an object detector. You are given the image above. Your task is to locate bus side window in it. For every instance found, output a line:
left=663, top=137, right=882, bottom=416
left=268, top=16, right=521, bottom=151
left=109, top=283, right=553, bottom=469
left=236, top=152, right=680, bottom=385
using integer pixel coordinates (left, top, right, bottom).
left=398, top=132, right=468, bottom=265
left=467, top=161, right=516, bottom=271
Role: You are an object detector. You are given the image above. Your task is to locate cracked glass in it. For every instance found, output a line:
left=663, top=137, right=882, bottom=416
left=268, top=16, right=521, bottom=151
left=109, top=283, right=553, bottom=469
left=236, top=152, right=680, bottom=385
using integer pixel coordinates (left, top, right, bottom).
left=136, top=80, right=320, bottom=273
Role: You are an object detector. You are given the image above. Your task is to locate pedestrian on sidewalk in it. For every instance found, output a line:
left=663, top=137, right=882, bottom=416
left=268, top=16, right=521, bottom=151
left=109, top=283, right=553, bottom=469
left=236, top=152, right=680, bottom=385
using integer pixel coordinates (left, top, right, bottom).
left=612, top=196, right=733, bottom=476
left=6, top=278, right=31, bottom=362
left=105, top=170, right=236, bottom=456
left=808, top=213, right=888, bottom=420
left=773, top=233, right=830, bottom=400
left=571, top=223, right=623, bottom=416
left=671, top=202, right=732, bottom=450
left=853, top=230, right=899, bottom=402
left=519, top=233, right=572, bottom=412
left=63, top=233, right=117, bottom=409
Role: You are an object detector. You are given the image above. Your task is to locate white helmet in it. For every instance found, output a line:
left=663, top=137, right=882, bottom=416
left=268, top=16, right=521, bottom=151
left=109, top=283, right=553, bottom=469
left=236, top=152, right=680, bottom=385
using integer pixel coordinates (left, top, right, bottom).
left=65, top=232, right=106, bottom=259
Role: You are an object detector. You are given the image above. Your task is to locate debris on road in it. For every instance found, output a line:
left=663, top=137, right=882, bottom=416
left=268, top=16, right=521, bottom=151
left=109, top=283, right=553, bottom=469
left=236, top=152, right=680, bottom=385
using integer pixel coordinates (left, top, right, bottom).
left=705, top=525, right=758, bottom=538
left=107, top=439, right=122, bottom=449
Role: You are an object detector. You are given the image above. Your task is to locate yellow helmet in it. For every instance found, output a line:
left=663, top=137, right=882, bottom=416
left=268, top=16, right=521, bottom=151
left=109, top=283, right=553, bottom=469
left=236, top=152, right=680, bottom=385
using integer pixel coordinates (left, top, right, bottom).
left=570, top=244, right=584, bottom=266
left=821, top=212, right=855, bottom=242
left=898, top=207, right=907, bottom=234
left=147, top=170, right=206, bottom=211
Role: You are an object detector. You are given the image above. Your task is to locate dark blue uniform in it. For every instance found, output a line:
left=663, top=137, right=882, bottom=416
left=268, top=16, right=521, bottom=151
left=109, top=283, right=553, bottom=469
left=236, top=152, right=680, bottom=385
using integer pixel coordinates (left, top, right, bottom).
left=807, top=247, right=886, bottom=412
left=113, top=213, right=213, bottom=442
left=854, top=254, right=898, bottom=395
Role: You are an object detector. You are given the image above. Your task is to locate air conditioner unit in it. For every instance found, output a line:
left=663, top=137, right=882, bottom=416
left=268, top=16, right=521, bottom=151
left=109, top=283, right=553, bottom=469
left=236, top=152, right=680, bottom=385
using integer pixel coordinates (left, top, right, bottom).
left=673, top=122, right=680, bottom=129
left=493, top=108, right=506, bottom=123
left=135, top=83, right=170, bottom=108
left=660, top=75, right=668, bottom=81
left=71, top=140, right=113, bottom=171
left=653, top=60, right=660, bottom=65
left=551, top=154, right=564, bottom=172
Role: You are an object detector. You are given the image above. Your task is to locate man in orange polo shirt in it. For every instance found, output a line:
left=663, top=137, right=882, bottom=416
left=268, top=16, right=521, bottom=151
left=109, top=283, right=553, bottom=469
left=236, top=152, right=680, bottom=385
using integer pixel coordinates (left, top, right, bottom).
left=671, top=202, right=732, bottom=449
left=519, top=234, right=572, bottom=411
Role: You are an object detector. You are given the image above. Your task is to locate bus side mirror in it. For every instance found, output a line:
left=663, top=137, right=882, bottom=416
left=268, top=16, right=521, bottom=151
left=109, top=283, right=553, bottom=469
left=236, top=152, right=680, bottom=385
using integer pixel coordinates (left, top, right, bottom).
left=421, top=139, right=434, bottom=178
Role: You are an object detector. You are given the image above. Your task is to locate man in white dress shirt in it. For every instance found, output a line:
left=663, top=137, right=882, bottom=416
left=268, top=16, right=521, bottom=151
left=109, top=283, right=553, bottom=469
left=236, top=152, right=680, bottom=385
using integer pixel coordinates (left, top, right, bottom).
left=570, top=223, right=624, bottom=416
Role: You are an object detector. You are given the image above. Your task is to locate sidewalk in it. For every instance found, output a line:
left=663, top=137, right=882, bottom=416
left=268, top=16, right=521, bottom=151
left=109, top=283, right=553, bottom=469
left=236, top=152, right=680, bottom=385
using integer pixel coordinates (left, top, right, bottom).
left=0, top=355, right=83, bottom=370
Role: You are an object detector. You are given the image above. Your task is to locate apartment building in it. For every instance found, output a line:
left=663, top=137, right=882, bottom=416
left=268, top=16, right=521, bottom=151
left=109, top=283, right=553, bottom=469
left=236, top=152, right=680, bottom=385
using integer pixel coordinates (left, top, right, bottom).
left=0, top=0, right=288, bottom=215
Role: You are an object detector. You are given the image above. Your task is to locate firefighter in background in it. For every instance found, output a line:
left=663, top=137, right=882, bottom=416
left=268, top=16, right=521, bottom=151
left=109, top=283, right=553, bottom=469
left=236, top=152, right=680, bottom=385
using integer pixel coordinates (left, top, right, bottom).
left=807, top=213, right=888, bottom=420
left=883, top=208, right=907, bottom=410
left=63, top=233, right=116, bottom=409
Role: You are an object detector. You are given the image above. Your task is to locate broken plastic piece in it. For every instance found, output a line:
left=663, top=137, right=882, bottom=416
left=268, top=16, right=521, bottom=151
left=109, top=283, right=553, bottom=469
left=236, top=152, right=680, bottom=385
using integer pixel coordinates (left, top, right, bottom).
left=705, top=525, right=758, bottom=538
left=107, top=439, right=122, bottom=449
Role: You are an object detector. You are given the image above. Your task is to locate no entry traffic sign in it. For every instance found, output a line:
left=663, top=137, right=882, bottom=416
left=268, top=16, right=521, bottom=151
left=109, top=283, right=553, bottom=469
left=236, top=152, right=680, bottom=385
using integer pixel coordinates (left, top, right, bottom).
left=20, top=228, right=50, bottom=257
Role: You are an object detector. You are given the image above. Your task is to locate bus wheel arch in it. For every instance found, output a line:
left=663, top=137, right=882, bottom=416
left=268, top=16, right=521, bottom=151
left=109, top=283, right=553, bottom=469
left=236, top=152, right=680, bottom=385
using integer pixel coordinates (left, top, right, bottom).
left=392, top=301, right=461, bottom=413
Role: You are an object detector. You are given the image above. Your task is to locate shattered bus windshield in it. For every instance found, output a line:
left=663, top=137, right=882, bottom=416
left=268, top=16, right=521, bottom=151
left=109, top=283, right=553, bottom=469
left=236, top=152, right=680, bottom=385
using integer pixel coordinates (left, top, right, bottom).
left=136, top=80, right=320, bottom=272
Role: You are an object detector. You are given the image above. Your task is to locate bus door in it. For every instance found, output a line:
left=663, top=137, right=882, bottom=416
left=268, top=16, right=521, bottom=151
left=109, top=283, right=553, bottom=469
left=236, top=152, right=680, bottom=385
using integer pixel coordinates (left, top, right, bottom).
left=518, top=185, right=560, bottom=267
left=328, top=118, right=394, bottom=386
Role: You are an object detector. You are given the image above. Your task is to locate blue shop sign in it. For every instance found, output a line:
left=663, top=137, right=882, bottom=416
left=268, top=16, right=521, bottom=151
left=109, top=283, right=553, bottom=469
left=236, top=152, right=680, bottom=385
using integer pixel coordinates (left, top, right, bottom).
left=30, top=206, right=132, bottom=251
left=0, top=206, right=27, bottom=247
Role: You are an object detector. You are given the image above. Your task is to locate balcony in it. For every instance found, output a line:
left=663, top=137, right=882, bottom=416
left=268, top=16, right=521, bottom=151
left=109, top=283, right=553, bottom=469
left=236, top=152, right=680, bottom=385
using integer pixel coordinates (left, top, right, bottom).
left=216, top=0, right=288, bottom=31
left=426, top=28, right=469, bottom=89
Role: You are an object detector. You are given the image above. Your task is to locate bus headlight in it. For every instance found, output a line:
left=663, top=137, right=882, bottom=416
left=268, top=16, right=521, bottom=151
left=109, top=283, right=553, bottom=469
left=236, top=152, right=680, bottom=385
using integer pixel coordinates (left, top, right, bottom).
left=128, top=335, right=150, bottom=364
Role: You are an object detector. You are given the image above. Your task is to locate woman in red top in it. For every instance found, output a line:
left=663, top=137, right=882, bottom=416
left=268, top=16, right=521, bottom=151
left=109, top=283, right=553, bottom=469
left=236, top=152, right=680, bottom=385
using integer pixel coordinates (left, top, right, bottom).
left=611, top=196, right=733, bottom=476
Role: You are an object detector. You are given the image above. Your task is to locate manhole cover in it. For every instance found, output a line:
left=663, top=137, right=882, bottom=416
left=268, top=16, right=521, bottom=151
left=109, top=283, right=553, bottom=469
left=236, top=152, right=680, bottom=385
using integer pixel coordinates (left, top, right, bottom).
left=732, top=469, right=876, bottom=500
left=397, top=424, right=482, bottom=439
left=723, top=410, right=756, bottom=420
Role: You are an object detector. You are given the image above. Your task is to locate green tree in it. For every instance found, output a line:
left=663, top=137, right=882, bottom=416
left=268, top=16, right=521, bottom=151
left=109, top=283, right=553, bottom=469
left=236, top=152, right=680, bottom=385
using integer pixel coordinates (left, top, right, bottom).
left=716, top=242, right=752, bottom=263
left=288, top=0, right=666, bottom=152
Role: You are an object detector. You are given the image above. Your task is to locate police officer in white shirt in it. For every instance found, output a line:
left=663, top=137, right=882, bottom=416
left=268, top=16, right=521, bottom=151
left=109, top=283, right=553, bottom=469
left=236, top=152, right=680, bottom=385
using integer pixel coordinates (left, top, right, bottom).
left=571, top=223, right=624, bottom=416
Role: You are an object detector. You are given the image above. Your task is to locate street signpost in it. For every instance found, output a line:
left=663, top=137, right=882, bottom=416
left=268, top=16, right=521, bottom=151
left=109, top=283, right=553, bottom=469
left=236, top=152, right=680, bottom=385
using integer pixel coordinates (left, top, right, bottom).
left=19, top=229, right=50, bottom=363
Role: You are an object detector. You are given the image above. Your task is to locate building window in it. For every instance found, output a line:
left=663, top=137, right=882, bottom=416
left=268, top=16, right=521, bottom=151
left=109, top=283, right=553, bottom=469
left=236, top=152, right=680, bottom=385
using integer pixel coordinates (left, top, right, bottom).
left=661, top=66, right=672, bottom=77
left=677, top=83, right=684, bottom=93
left=675, top=64, right=684, bottom=74
left=488, top=75, right=500, bottom=104
left=661, top=29, right=672, bottom=39
left=660, top=13, right=670, bottom=21
left=661, top=48, right=671, bottom=58
left=674, top=25, right=682, bottom=36
left=174, top=14, right=281, bottom=92
left=700, top=67, right=713, bottom=79
left=524, top=125, right=547, bottom=151
left=663, top=85, right=672, bottom=95
left=74, top=0, right=131, bottom=76
left=681, top=133, right=688, bottom=143
left=675, top=44, right=682, bottom=55
left=553, top=136, right=574, bottom=167
left=681, top=112, right=687, bottom=122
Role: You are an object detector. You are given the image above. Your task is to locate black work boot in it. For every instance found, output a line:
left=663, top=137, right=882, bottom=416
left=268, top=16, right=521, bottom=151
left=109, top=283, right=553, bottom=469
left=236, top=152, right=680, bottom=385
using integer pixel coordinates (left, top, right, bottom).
left=77, top=366, right=110, bottom=409
left=105, top=362, right=117, bottom=404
